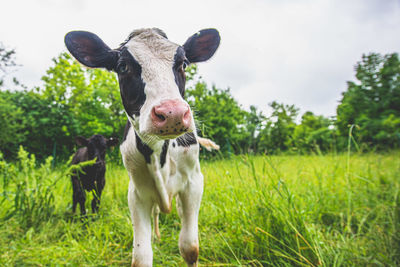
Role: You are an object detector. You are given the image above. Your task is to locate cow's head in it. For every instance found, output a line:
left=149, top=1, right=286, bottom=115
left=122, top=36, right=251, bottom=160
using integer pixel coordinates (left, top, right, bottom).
left=65, top=28, right=220, bottom=143
left=75, top=135, right=119, bottom=161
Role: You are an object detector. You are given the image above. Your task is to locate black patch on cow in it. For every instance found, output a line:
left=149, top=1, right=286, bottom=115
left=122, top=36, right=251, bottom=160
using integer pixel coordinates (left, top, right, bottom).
left=176, top=132, right=197, bottom=147
left=117, top=48, right=146, bottom=117
left=173, top=47, right=187, bottom=97
left=183, top=29, right=221, bottom=63
left=135, top=132, right=153, bottom=164
left=172, top=142, right=176, bottom=148
left=160, top=140, right=169, bottom=168
left=65, top=31, right=119, bottom=71
left=122, top=120, right=131, bottom=142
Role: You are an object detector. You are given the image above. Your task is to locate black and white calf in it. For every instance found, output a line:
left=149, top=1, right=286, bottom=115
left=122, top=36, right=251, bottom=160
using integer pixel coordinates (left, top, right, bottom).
left=70, top=135, right=118, bottom=215
left=65, top=28, right=220, bottom=266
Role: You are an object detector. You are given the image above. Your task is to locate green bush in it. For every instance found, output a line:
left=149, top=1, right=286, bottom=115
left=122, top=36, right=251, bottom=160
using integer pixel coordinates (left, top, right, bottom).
left=0, top=147, right=58, bottom=229
left=0, top=147, right=95, bottom=230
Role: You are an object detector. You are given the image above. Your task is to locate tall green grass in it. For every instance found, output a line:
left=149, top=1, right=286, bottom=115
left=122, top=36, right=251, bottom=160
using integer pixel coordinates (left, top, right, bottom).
left=1, top=150, right=399, bottom=266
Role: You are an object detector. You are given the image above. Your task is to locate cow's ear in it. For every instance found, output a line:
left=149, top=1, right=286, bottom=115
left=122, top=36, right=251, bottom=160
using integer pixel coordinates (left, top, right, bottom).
left=64, top=31, right=119, bottom=70
left=107, top=137, right=119, bottom=147
left=183, top=29, right=220, bottom=63
left=75, top=136, right=89, bottom=147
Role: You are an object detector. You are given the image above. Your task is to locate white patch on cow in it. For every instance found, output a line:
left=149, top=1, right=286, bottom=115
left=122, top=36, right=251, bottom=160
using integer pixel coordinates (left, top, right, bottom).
left=123, top=29, right=195, bottom=139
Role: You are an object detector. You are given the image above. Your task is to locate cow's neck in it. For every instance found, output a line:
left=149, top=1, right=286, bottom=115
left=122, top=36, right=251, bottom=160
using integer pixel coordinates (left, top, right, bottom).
left=134, top=130, right=172, bottom=213
left=135, top=130, right=166, bottom=149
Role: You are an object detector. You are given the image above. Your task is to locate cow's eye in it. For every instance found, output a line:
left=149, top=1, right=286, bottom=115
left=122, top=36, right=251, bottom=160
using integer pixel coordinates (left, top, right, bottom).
left=181, top=60, right=189, bottom=71
left=117, top=62, right=128, bottom=74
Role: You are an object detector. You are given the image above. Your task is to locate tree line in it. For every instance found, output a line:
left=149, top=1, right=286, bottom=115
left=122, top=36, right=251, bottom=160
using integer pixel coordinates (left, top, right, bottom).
left=1, top=43, right=400, bottom=161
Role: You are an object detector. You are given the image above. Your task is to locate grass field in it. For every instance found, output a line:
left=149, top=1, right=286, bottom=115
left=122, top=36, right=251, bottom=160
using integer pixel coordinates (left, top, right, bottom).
left=1, top=150, right=399, bottom=266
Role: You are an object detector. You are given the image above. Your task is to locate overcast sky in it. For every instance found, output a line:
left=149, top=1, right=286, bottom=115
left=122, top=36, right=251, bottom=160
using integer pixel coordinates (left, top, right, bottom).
left=1, top=0, right=399, bottom=118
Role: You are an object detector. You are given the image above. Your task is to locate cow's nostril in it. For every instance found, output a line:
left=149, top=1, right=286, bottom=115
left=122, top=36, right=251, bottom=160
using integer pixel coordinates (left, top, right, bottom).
left=152, top=106, right=167, bottom=123
left=156, top=113, right=166, bottom=121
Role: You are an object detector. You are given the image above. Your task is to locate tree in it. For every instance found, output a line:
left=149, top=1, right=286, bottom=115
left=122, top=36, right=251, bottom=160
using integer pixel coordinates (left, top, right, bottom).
left=0, top=53, right=126, bottom=161
left=258, top=102, right=299, bottom=154
left=241, top=105, right=265, bottom=153
left=40, top=53, right=125, bottom=139
left=292, top=111, right=334, bottom=153
left=5, top=90, right=79, bottom=160
left=336, top=53, right=400, bottom=149
left=0, top=91, right=27, bottom=158
left=0, top=42, right=17, bottom=87
left=185, top=71, right=248, bottom=154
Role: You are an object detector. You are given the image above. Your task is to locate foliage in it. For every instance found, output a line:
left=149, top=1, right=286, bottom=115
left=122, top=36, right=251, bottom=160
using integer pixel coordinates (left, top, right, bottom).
left=0, top=42, right=17, bottom=87
left=0, top=89, right=78, bottom=160
left=185, top=76, right=248, bottom=154
left=257, top=101, right=299, bottom=153
left=1, top=50, right=400, bottom=159
left=0, top=53, right=124, bottom=161
left=0, top=147, right=57, bottom=229
left=41, top=53, right=125, bottom=139
left=292, top=111, right=335, bottom=153
left=0, top=92, right=27, bottom=158
left=337, top=53, right=400, bottom=149
left=242, top=105, right=265, bottom=153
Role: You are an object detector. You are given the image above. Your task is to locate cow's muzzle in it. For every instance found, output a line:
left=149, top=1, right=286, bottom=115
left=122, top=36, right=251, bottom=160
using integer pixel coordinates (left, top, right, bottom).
left=151, top=99, right=191, bottom=136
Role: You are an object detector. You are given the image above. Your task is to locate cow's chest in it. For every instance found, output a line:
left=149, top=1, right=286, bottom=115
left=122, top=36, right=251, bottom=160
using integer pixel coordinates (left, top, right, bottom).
left=126, top=151, right=183, bottom=195
left=121, top=134, right=199, bottom=209
left=76, top=164, right=105, bottom=191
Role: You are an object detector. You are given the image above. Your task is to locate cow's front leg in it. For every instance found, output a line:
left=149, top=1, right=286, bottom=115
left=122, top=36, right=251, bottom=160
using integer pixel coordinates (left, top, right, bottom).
left=177, top=171, right=204, bottom=267
left=91, top=176, right=105, bottom=213
left=71, top=175, right=86, bottom=216
left=128, top=180, right=153, bottom=267
left=149, top=153, right=171, bottom=213
left=152, top=205, right=161, bottom=240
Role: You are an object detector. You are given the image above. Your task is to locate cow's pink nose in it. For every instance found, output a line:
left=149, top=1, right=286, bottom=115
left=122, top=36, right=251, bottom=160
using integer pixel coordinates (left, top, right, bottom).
left=151, top=100, right=191, bottom=135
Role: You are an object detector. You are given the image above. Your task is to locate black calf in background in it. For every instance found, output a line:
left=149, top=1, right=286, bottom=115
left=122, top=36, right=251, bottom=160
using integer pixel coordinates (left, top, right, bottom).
left=70, top=135, right=118, bottom=215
